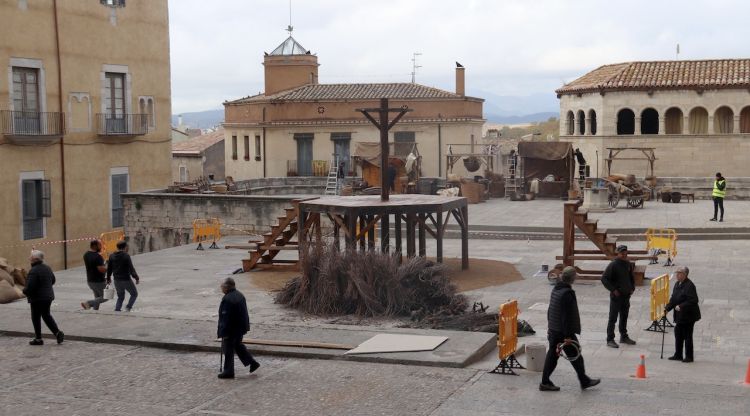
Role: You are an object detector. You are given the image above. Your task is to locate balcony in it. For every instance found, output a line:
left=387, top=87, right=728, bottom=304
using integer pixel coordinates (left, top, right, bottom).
left=96, top=113, right=148, bottom=137
left=1, top=110, right=65, bottom=144
left=286, top=160, right=330, bottom=177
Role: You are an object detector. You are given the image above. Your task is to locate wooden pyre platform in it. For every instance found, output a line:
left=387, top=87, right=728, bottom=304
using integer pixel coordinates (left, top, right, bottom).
left=299, top=195, right=469, bottom=269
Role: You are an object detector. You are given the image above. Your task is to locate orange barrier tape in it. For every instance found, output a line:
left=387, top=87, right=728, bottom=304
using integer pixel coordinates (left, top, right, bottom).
left=498, top=299, right=519, bottom=361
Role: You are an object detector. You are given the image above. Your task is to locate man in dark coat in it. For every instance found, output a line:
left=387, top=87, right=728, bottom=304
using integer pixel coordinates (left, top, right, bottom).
left=666, top=266, right=701, bottom=363
left=22, top=250, right=64, bottom=345
left=541, top=267, right=600, bottom=391
left=217, top=277, right=260, bottom=379
left=601, top=245, right=637, bottom=348
left=107, top=240, right=139, bottom=312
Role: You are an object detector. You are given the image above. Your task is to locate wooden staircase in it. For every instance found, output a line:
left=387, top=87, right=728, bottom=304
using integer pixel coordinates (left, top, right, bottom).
left=242, top=199, right=319, bottom=272
left=557, top=200, right=654, bottom=284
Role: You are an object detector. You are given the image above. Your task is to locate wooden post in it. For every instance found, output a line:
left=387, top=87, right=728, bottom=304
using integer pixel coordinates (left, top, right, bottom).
left=563, top=202, right=575, bottom=267
left=418, top=213, right=426, bottom=257
left=380, top=213, right=389, bottom=253
left=314, top=213, right=322, bottom=244
left=395, top=213, right=402, bottom=261
left=406, top=213, right=416, bottom=257
left=345, top=213, right=356, bottom=250
left=460, top=205, right=469, bottom=270
left=379, top=98, right=389, bottom=201
left=436, top=210, right=443, bottom=263
left=333, top=217, right=340, bottom=250
left=367, top=215, right=375, bottom=250
left=298, top=207, right=308, bottom=259
left=358, top=215, right=366, bottom=251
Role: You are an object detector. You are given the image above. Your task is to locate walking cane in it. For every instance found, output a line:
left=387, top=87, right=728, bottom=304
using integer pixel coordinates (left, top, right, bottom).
left=220, top=337, right=224, bottom=372
left=660, top=314, right=666, bottom=359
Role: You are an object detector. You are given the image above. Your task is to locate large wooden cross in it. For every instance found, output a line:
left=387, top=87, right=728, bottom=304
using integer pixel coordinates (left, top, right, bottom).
left=357, top=98, right=412, bottom=201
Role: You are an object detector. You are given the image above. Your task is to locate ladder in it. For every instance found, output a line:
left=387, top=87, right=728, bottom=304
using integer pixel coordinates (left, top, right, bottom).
left=324, top=155, right=339, bottom=195
left=504, top=154, right=523, bottom=197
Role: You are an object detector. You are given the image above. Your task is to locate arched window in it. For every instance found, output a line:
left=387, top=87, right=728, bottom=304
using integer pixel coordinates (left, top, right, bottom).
left=641, top=108, right=659, bottom=134
left=741, top=106, right=750, bottom=133
left=566, top=111, right=574, bottom=135
left=617, top=109, right=635, bottom=135
left=714, top=106, right=733, bottom=134
left=664, top=107, right=683, bottom=134
left=147, top=98, right=155, bottom=128
left=589, top=109, right=597, bottom=135
left=577, top=110, right=586, bottom=135
left=688, top=107, right=708, bottom=134
left=138, top=98, right=146, bottom=115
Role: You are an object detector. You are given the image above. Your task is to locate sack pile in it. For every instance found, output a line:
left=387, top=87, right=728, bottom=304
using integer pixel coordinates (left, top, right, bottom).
left=0, top=257, right=27, bottom=304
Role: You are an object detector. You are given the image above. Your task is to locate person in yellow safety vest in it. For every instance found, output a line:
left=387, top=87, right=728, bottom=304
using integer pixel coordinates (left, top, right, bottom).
left=710, top=172, right=726, bottom=222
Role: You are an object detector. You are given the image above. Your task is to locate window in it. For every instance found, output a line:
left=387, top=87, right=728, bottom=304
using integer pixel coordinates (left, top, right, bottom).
left=665, top=107, right=683, bottom=134
left=394, top=131, right=415, bottom=157
left=12, top=67, right=40, bottom=133
left=688, top=107, right=708, bottom=134
left=101, top=0, right=125, bottom=6
left=588, top=109, right=597, bottom=135
left=331, top=133, right=351, bottom=174
left=294, top=133, right=314, bottom=176
left=641, top=108, right=659, bottom=134
left=147, top=98, right=154, bottom=128
left=741, top=106, right=750, bottom=133
left=104, top=72, right=126, bottom=133
left=179, top=166, right=188, bottom=182
left=566, top=111, right=575, bottom=135
left=616, top=109, right=635, bottom=135
left=714, top=106, right=734, bottom=134
left=577, top=110, right=585, bottom=135
left=21, top=178, right=51, bottom=240
left=255, top=135, right=262, bottom=161
left=231, top=135, right=237, bottom=160
left=111, top=170, right=128, bottom=228
left=243, top=136, right=250, bottom=161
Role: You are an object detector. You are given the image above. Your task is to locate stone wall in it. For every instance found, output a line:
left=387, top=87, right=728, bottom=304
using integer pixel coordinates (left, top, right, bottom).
left=122, top=192, right=308, bottom=254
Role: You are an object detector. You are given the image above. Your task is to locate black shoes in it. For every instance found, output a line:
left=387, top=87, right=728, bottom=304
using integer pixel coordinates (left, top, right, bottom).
left=606, top=340, right=619, bottom=348
left=682, top=358, right=694, bottom=363
left=668, top=355, right=683, bottom=361
left=56, top=331, right=64, bottom=344
left=581, top=378, right=601, bottom=390
left=619, top=336, right=636, bottom=345
left=539, top=383, right=560, bottom=392
left=249, top=362, right=261, bottom=373
left=710, top=218, right=717, bottom=221
left=217, top=372, right=235, bottom=379
left=29, top=339, right=43, bottom=346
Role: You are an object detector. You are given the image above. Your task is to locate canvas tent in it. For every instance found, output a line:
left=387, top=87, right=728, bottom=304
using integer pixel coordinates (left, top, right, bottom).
left=352, top=142, right=420, bottom=191
left=517, top=141, right=575, bottom=198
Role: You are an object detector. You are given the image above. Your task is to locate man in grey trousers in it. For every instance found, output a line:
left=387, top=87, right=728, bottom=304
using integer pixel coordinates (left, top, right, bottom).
left=106, top=240, right=140, bottom=312
left=81, top=240, right=108, bottom=310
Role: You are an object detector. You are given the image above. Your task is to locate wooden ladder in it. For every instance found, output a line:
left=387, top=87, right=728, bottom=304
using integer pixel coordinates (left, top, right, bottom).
left=557, top=200, right=654, bottom=284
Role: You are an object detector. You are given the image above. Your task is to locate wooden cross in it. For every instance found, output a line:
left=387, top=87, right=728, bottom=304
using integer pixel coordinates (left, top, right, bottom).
left=357, top=98, right=412, bottom=201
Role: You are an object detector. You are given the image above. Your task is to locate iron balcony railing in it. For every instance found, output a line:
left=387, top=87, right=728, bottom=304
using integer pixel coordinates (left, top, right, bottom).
left=96, top=113, right=148, bottom=136
left=1, top=110, right=65, bottom=137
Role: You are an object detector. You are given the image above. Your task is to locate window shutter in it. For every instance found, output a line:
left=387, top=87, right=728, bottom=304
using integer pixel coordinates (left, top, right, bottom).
left=41, top=180, right=51, bottom=218
left=22, top=180, right=37, bottom=220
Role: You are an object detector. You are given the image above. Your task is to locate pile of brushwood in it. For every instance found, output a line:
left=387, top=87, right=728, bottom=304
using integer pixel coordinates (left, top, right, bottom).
left=275, top=245, right=498, bottom=332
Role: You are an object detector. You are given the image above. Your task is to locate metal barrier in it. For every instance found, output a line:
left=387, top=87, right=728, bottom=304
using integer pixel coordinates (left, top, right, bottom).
left=645, top=228, right=677, bottom=266
left=193, top=218, right=221, bottom=250
left=645, top=273, right=674, bottom=332
left=99, top=229, right=125, bottom=259
left=490, top=299, right=525, bottom=375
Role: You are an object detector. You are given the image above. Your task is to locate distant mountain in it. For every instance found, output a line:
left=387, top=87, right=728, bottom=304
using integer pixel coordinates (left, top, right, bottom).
left=485, top=112, right=558, bottom=124
left=172, top=109, right=223, bottom=129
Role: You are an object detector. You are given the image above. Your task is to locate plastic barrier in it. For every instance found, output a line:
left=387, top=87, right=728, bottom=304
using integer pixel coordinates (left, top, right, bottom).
left=99, top=229, right=125, bottom=259
left=645, top=228, right=677, bottom=266
left=490, top=299, right=525, bottom=375
left=645, top=273, right=673, bottom=332
left=193, top=218, right=221, bottom=250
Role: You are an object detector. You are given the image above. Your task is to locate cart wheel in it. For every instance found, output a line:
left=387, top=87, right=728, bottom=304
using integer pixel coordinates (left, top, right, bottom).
left=607, top=184, right=620, bottom=208
left=547, top=270, right=560, bottom=284
left=627, top=196, right=644, bottom=208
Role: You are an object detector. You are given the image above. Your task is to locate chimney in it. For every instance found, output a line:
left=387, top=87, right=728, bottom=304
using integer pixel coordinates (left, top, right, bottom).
left=455, top=62, right=465, bottom=96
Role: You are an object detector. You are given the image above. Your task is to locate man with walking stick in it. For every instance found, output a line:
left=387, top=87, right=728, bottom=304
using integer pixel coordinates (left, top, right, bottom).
left=217, top=277, right=260, bottom=379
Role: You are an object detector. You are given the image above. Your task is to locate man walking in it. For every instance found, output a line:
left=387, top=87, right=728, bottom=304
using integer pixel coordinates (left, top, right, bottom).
left=22, top=250, right=64, bottom=345
left=106, top=241, right=139, bottom=312
left=81, top=240, right=108, bottom=310
left=601, top=245, right=637, bottom=348
left=217, top=277, right=260, bottom=379
left=540, top=267, right=600, bottom=391
left=710, top=172, right=726, bottom=222
left=666, top=266, right=701, bottom=363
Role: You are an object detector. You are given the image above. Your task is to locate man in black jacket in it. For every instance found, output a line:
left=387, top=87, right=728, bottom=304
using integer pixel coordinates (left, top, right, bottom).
left=22, top=250, right=64, bottom=345
left=666, top=266, right=701, bottom=363
left=601, top=245, right=637, bottom=348
left=217, top=277, right=260, bottom=379
left=107, top=241, right=139, bottom=312
left=540, top=267, right=600, bottom=391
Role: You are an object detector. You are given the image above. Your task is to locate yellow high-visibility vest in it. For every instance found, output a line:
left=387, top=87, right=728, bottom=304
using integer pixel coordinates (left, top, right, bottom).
left=712, top=179, right=726, bottom=198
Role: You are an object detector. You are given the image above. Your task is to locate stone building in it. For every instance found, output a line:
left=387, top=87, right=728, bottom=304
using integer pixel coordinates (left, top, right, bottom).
left=0, top=0, right=172, bottom=269
left=171, top=129, right=225, bottom=183
left=223, top=35, right=484, bottom=181
left=557, top=59, right=750, bottom=178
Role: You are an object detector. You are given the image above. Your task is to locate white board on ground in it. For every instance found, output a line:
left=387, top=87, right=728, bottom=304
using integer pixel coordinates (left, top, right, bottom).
left=344, top=334, right=448, bottom=355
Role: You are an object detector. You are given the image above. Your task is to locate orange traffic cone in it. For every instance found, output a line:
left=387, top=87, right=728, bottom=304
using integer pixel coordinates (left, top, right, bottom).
left=744, top=358, right=750, bottom=385
left=635, top=354, right=647, bottom=379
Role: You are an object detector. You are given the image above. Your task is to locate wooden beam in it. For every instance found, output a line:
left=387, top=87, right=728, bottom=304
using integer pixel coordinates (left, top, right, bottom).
left=418, top=213, right=426, bottom=257
left=460, top=205, right=469, bottom=270
left=436, top=210, right=443, bottom=262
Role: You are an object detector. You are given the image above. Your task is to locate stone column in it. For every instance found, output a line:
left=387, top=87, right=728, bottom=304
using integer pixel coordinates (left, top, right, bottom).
left=658, top=115, right=665, bottom=135
left=585, top=117, right=591, bottom=136
left=634, top=117, right=641, bottom=135
left=575, top=113, right=582, bottom=135
left=734, top=115, right=740, bottom=134
left=684, top=116, right=690, bottom=134
left=708, top=116, right=714, bottom=134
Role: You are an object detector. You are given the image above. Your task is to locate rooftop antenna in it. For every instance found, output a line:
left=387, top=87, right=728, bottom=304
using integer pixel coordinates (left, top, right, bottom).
left=676, top=43, right=680, bottom=60
left=286, top=0, right=293, bottom=35
left=411, top=52, right=422, bottom=83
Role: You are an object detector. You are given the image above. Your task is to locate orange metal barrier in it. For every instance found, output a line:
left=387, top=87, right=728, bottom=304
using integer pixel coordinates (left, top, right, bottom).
left=99, top=229, right=125, bottom=259
left=645, top=273, right=673, bottom=332
left=645, top=228, right=677, bottom=265
left=491, top=299, right=525, bottom=375
left=193, top=218, right=221, bottom=249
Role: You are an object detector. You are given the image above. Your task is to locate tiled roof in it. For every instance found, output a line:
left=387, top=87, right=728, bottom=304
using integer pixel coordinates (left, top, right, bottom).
left=172, top=129, right=224, bottom=155
left=556, top=59, right=750, bottom=95
left=228, top=82, right=471, bottom=104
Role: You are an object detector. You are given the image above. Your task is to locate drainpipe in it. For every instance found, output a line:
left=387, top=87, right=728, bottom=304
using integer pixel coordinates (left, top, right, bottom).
left=438, top=114, right=443, bottom=177
left=262, top=107, right=267, bottom=177
left=53, top=0, right=68, bottom=269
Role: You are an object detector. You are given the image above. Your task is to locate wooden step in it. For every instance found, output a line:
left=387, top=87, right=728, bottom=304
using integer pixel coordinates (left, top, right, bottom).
left=556, top=255, right=656, bottom=261
left=573, top=249, right=650, bottom=255
left=574, top=208, right=588, bottom=216
left=604, top=237, right=618, bottom=246
left=260, top=245, right=299, bottom=251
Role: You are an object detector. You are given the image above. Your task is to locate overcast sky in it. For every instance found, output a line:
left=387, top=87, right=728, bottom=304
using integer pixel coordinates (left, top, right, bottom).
left=169, top=0, right=750, bottom=114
